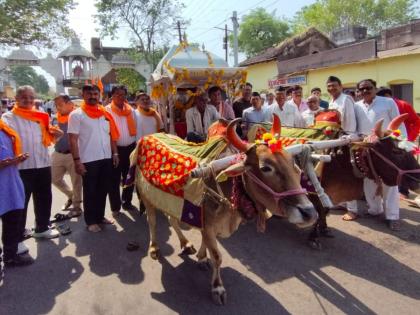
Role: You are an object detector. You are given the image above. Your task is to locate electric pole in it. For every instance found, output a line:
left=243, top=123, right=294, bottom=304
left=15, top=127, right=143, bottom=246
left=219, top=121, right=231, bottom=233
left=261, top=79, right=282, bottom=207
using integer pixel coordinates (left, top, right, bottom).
left=231, top=11, right=239, bottom=67
left=177, top=21, right=182, bottom=44
left=224, top=24, right=228, bottom=62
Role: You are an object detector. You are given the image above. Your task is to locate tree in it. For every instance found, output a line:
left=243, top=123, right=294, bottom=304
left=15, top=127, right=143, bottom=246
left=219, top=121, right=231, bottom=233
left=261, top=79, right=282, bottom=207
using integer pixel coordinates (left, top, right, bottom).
left=11, top=65, right=50, bottom=95
left=0, top=0, right=76, bottom=48
left=116, top=68, right=146, bottom=94
left=95, top=0, right=185, bottom=63
left=292, top=0, right=418, bottom=35
left=230, top=8, right=290, bottom=58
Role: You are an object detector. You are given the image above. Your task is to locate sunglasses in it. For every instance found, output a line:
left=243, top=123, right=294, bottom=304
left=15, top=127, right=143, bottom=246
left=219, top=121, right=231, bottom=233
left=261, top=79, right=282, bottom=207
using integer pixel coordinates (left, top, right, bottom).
left=359, top=86, right=374, bottom=92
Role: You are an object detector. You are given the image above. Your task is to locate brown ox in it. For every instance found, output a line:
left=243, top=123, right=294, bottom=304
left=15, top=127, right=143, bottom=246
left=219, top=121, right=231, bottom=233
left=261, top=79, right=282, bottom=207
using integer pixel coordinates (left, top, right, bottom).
left=136, top=118, right=318, bottom=305
left=315, top=114, right=420, bottom=242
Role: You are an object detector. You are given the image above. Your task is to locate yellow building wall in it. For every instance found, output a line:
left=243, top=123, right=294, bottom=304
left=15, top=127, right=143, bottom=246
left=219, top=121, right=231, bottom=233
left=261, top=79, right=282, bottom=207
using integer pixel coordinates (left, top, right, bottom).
left=245, top=60, right=278, bottom=93
left=245, top=53, right=420, bottom=112
left=303, top=54, right=420, bottom=112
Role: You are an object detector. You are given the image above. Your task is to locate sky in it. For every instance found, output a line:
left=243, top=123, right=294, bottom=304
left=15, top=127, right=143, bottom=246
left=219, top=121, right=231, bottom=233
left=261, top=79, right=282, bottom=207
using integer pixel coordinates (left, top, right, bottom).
left=68, top=0, right=315, bottom=65
left=21, top=0, right=315, bottom=89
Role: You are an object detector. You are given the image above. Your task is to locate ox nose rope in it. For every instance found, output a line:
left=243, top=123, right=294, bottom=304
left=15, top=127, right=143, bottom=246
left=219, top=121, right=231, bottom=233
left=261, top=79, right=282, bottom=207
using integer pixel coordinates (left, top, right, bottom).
left=368, top=148, right=420, bottom=186
left=244, top=170, right=307, bottom=203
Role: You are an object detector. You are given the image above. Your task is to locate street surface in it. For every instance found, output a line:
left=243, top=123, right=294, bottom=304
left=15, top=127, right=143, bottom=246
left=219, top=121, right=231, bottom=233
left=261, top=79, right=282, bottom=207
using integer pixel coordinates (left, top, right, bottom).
left=1, top=180, right=420, bottom=315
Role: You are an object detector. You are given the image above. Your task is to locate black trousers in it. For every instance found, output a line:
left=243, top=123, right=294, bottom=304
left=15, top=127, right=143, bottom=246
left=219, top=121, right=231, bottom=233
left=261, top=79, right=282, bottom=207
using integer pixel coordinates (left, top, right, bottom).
left=1, top=209, right=24, bottom=260
left=108, top=142, right=136, bottom=211
left=19, top=167, right=52, bottom=237
left=83, top=159, right=112, bottom=225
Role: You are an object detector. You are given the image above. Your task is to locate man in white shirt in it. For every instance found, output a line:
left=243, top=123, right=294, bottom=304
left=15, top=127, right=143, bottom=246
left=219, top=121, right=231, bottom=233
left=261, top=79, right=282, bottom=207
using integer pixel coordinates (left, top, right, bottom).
left=185, top=93, right=220, bottom=142
left=242, top=92, right=267, bottom=137
left=2, top=86, right=63, bottom=244
left=326, top=76, right=358, bottom=220
left=302, top=95, right=324, bottom=126
left=327, top=76, right=357, bottom=134
left=265, top=86, right=306, bottom=127
left=287, top=85, right=309, bottom=113
left=135, top=92, right=164, bottom=139
left=106, top=85, right=138, bottom=214
left=263, top=92, right=276, bottom=110
left=354, top=79, right=407, bottom=230
left=68, top=84, right=120, bottom=233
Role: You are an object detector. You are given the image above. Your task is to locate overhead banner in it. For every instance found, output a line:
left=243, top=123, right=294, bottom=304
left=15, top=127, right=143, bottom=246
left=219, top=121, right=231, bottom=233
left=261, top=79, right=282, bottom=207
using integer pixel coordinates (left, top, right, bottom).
left=268, top=75, right=307, bottom=88
left=277, top=39, right=377, bottom=75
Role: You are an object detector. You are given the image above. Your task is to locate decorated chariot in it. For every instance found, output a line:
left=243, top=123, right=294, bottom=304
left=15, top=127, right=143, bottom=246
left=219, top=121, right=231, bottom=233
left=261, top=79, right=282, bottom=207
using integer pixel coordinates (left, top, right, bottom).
left=149, top=41, right=247, bottom=138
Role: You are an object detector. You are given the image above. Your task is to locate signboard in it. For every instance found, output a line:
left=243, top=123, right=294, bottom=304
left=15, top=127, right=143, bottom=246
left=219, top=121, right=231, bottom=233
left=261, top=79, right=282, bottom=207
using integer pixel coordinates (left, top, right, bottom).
left=268, top=75, right=307, bottom=88
left=277, top=40, right=377, bottom=75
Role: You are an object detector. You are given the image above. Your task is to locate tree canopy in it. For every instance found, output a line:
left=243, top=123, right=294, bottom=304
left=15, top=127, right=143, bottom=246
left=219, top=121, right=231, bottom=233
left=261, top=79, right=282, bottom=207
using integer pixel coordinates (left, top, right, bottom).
left=231, top=8, right=290, bottom=58
left=0, top=0, right=76, bottom=47
left=292, top=0, right=418, bottom=35
left=95, top=0, right=185, bottom=64
left=11, top=65, right=50, bottom=95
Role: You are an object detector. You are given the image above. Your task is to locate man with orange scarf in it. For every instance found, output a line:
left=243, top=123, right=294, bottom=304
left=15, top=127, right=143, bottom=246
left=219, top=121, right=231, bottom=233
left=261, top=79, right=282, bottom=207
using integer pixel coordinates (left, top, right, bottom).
left=0, top=119, right=34, bottom=267
left=68, top=84, right=120, bottom=233
left=51, top=95, right=82, bottom=217
left=135, top=92, right=164, bottom=139
left=2, top=86, right=63, bottom=248
left=105, top=85, right=138, bottom=215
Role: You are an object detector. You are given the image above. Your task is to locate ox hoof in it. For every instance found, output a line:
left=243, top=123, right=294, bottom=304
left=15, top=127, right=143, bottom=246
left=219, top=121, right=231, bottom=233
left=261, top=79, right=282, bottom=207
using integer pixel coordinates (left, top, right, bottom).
left=148, top=248, right=160, bottom=260
left=197, top=258, right=211, bottom=271
left=211, top=286, right=227, bottom=305
left=308, top=239, right=322, bottom=250
left=181, top=244, right=197, bottom=256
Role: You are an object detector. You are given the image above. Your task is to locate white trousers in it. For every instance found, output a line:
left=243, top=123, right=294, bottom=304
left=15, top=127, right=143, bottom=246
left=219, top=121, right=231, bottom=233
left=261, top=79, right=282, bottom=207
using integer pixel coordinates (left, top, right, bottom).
left=346, top=200, right=358, bottom=213
left=364, top=178, right=399, bottom=220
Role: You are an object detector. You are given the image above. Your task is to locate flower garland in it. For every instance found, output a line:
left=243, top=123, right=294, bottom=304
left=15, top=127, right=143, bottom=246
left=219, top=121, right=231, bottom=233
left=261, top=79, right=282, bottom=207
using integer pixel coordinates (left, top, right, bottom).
left=255, top=133, right=283, bottom=153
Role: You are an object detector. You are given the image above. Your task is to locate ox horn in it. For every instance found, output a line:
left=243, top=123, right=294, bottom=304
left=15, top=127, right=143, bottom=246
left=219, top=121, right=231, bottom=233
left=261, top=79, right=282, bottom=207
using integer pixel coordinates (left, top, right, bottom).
left=374, top=119, right=384, bottom=138
left=227, top=118, right=252, bottom=152
left=270, top=113, right=281, bottom=136
left=387, top=113, right=409, bottom=131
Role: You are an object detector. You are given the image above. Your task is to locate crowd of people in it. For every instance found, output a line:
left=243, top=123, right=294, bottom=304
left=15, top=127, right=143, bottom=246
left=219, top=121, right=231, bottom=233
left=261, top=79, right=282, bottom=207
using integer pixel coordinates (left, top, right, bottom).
left=1, top=76, right=419, bottom=268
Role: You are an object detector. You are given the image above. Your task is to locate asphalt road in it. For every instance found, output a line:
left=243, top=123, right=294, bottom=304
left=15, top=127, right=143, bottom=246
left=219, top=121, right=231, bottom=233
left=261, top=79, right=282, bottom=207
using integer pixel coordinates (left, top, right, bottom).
left=1, top=182, right=420, bottom=315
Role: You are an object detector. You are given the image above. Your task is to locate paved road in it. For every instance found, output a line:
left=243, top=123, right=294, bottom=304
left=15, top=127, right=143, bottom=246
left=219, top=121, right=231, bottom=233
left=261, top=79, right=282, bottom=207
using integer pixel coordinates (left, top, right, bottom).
left=1, top=183, right=420, bottom=315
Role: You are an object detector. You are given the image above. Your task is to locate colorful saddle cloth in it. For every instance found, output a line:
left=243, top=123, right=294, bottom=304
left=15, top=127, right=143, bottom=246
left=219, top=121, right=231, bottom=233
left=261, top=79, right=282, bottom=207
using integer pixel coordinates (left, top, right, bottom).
left=135, top=133, right=228, bottom=229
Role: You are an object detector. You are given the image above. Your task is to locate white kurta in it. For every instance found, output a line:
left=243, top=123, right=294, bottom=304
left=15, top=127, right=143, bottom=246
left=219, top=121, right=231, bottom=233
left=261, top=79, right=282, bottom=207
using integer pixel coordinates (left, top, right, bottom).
left=354, top=95, right=404, bottom=220
left=264, top=102, right=306, bottom=127
left=135, top=111, right=159, bottom=140
left=301, top=108, right=323, bottom=126
left=354, top=96, right=407, bottom=137
left=185, top=105, right=220, bottom=136
left=329, top=93, right=357, bottom=133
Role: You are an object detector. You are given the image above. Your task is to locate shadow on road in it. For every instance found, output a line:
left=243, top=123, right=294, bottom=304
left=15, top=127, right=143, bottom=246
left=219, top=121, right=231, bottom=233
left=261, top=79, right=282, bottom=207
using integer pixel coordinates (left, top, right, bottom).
left=151, top=256, right=291, bottom=315
left=219, top=216, right=420, bottom=314
left=0, top=239, right=83, bottom=315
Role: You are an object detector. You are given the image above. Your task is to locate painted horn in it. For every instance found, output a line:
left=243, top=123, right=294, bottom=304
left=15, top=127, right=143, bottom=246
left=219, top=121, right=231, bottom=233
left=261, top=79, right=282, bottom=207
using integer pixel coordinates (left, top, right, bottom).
left=374, top=118, right=384, bottom=138
left=387, top=113, right=409, bottom=131
left=226, top=118, right=252, bottom=152
left=270, top=113, right=281, bottom=136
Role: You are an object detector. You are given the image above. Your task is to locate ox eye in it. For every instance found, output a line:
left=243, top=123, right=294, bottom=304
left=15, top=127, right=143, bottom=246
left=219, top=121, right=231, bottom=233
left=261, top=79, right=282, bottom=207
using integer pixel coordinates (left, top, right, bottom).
left=260, top=165, right=273, bottom=173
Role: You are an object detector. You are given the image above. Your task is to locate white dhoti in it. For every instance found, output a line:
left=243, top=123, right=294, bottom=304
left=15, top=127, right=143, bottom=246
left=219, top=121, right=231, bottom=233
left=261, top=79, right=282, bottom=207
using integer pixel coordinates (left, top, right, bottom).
left=346, top=200, right=358, bottom=214
left=364, top=178, right=399, bottom=220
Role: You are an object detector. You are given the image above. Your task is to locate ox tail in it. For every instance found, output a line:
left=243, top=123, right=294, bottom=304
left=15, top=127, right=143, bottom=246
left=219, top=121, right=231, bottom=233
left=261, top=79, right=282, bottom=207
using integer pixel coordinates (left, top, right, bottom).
left=123, top=141, right=141, bottom=188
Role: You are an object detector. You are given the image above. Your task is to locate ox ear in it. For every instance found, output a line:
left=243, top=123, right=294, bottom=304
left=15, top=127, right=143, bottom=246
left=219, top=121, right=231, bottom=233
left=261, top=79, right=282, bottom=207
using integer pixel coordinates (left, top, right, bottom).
left=216, top=162, right=250, bottom=182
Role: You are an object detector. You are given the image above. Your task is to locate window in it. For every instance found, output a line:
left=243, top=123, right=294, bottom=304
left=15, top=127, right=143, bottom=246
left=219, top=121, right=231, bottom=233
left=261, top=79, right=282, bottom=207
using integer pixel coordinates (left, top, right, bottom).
left=390, top=83, right=413, bottom=104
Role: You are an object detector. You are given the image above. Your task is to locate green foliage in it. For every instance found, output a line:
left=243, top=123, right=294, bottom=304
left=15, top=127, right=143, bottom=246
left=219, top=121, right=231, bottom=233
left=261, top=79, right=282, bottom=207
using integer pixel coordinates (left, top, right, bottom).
left=11, top=65, right=50, bottom=94
left=0, top=0, right=76, bottom=47
left=95, top=0, right=185, bottom=63
left=116, top=68, right=146, bottom=94
left=230, top=8, right=290, bottom=58
left=292, top=0, right=418, bottom=35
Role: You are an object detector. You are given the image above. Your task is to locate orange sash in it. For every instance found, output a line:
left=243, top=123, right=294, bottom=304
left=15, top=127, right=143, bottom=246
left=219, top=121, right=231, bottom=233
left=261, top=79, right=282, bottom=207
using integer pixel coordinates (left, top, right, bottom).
left=110, top=101, right=136, bottom=136
left=81, top=102, right=120, bottom=141
left=137, top=106, right=161, bottom=132
left=57, top=106, right=74, bottom=124
left=12, top=105, right=57, bottom=147
left=0, top=120, right=22, bottom=156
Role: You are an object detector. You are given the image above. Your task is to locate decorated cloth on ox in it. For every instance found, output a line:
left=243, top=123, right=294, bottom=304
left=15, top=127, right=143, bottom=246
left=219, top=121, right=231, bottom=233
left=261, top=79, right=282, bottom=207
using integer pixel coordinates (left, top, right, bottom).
left=134, top=133, right=228, bottom=228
